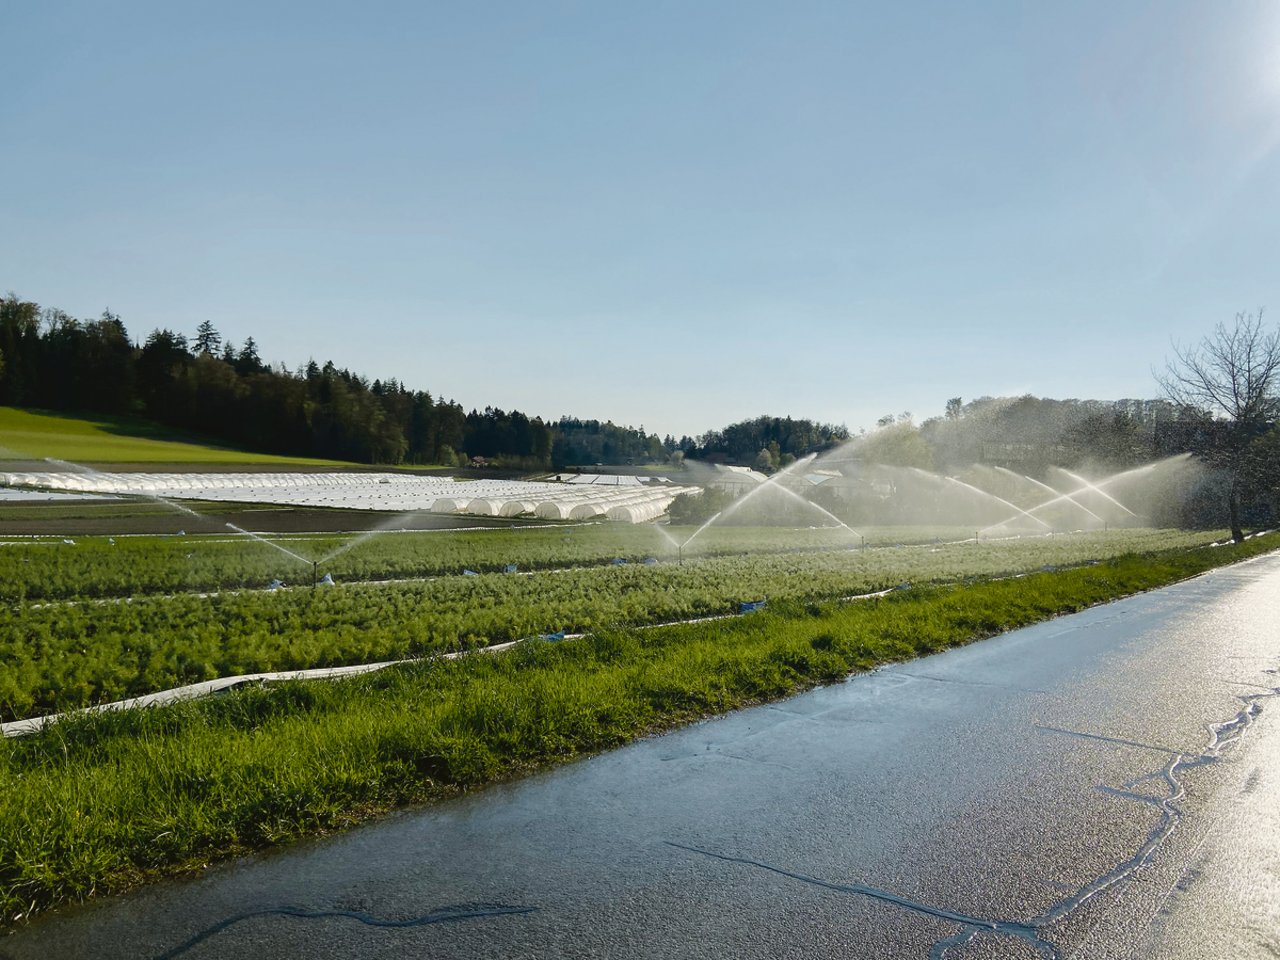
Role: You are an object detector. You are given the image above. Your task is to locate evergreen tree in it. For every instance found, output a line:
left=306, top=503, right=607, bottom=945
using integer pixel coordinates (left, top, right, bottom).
left=194, top=320, right=222, bottom=356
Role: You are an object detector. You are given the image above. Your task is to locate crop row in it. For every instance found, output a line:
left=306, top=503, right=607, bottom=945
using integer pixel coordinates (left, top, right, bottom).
left=0, top=529, right=1221, bottom=722
left=0, top=523, right=1201, bottom=602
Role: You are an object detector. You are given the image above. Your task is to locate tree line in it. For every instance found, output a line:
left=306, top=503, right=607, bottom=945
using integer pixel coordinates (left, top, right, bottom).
left=0, top=295, right=861, bottom=469
left=0, top=295, right=660, bottom=467
left=677, top=415, right=852, bottom=468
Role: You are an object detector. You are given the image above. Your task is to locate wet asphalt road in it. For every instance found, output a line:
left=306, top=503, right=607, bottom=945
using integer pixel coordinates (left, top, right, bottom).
left=4, top=552, right=1279, bottom=960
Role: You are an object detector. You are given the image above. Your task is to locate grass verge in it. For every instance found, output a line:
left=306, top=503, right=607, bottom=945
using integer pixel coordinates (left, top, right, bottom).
left=0, top=535, right=1275, bottom=927
left=0, top=406, right=353, bottom=466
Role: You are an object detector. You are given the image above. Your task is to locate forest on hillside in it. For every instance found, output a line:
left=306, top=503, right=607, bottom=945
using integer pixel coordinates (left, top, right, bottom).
left=0, top=296, right=658, bottom=467
left=0, top=295, right=859, bottom=468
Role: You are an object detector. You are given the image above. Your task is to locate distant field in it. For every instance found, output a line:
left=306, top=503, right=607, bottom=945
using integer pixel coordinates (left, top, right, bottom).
left=0, top=406, right=353, bottom=466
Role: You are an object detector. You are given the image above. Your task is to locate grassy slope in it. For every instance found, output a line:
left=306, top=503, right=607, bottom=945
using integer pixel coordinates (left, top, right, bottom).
left=0, top=406, right=352, bottom=466
left=0, top=535, right=1275, bottom=925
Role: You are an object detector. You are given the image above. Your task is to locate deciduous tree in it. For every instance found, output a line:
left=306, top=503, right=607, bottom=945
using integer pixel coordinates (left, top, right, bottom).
left=1156, top=311, right=1280, bottom=541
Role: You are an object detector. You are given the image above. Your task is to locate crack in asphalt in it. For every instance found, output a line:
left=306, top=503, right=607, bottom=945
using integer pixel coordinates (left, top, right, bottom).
left=666, top=841, right=1060, bottom=959
left=150, top=901, right=536, bottom=959
left=1095, top=784, right=1166, bottom=807
left=1034, top=725, right=1183, bottom=756
left=662, top=841, right=1044, bottom=939
left=668, top=675, right=1279, bottom=960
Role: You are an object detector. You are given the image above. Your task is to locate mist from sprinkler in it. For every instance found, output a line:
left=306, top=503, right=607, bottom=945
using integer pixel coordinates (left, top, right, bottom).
left=678, top=454, right=865, bottom=556
left=45, top=458, right=205, bottom=520
left=989, top=466, right=1106, bottom=525
left=221, top=522, right=313, bottom=567
left=7, top=447, right=1200, bottom=596
left=1050, top=467, right=1142, bottom=519
left=317, top=508, right=428, bottom=565
left=943, top=475, right=1054, bottom=532
left=19, top=455, right=327, bottom=588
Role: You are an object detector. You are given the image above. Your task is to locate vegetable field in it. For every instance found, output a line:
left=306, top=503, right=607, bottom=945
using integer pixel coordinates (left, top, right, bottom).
left=0, top=523, right=1215, bottom=601
left=0, top=525, right=1229, bottom=723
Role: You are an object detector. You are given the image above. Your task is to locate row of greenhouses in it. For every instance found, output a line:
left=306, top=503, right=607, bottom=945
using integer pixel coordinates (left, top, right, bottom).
left=0, top=472, right=699, bottom=523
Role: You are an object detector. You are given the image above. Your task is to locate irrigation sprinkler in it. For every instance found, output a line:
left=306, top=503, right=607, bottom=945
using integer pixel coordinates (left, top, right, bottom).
left=312, top=561, right=319, bottom=589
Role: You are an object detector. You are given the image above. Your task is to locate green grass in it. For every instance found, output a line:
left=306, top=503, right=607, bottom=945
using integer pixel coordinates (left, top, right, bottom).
left=0, top=535, right=1275, bottom=925
left=0, top=406, right=353, bottom=466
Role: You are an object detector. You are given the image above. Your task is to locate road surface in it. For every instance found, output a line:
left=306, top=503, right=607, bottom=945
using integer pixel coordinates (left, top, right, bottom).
left=4, top=552, right=1279, bottom=959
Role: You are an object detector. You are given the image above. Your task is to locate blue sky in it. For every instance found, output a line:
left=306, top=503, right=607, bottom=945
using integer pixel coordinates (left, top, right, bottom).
left=4, top=1, right=1279, bottom=438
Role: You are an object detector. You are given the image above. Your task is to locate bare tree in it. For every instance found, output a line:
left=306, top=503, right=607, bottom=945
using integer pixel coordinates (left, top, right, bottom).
left=1156, top=310, right=1280, bottom=541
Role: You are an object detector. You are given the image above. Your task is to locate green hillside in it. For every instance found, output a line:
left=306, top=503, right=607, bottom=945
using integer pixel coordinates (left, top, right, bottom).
left=0, top=407, right=352, bottom=466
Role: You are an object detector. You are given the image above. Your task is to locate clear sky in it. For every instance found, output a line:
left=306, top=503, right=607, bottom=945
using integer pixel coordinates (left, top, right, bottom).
left=4, top=1, right=1279, bottom=439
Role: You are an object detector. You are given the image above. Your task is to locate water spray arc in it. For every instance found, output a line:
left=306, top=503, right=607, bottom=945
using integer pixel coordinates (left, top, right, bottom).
left=45, top=458, right=205, bottom=521
left=651, top=522, right=685, bottom=563
left=767, top=483, right=865, bottom=543
left=317, top=508, right=428, bottom=565
left=28, top=457, right=326, bottom=587
left=222, top=522, right=312, bottom=567
left=1050, top=468, right=1141, bottom=520
left=942, top=476, right=1054, bottom=533
left=42, top=457, right=323, bottom=575
left=678, top=454, right=865, bottom=556
left=680, top=511, right=724, bottom=557
left=990, top=467, right=1106, bottom=525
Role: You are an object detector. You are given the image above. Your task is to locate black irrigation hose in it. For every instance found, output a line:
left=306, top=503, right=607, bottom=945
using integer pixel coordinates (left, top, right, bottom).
left=153, top=901, right=537, bottom=959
